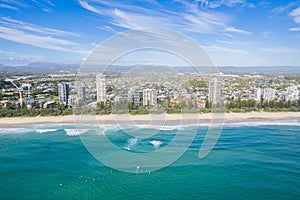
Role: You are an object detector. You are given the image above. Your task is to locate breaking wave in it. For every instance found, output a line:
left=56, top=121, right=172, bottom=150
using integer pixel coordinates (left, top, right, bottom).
left=36, top=129, right=58, bottom=134
left=64, top=129, right=90, bottom=136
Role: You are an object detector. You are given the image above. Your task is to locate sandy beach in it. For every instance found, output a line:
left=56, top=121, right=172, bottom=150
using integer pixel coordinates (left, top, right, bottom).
left=0, top=112, right=299, bottom=126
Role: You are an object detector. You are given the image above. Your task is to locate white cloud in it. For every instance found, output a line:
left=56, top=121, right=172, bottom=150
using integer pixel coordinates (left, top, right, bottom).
left=79, top=0, right=103, bottom=15
left=96, top=25, right=118, bottom=33
left=216, top=39, right=256, bottom=46
left=269, top=4, right=300, bottom=32
left=0, top=17, right=85, bottom=53
left=45, top=0, right=55, bottom=7
left=289, top=27, right=300, bottom=32
left=0, top=17, right=80, bottom=37
left=0, top=48, right=14, bottom=55
left=0, top=0, right=28, bottom=9
left=270, top=5, right=300, bottom=32
left=0, top=0, right=56, bottom=12
left=78, top=0, right=251, bottom=35
left=197, top=0, right=254, bottom=8
left=223, top=33, right=234, bottom=37
left=260, top=47, right=298, bottom=53
left=225, top=26, right=251, bottom=35
left=290, top=7, right=300, bottom=24
left=269, top=2, right=296, bottom=16
left=0, top=26, right=76, bottom=51
left=203, top=44, right=248, bottom=54
left=0, top=3, right=18, bottom=10
left=31, top=0, right=56, bottom=12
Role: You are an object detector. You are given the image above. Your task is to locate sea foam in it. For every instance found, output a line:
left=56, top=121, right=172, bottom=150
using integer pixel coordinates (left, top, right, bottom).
left=150, top=140, right=163, bottom=149
left=225, top=120, right=300, bottom=127
left=0, top=128, right=33, bottom=134
left=36, top=129, right=58, bottom=134
left=64, top=129, right=90, bottom=136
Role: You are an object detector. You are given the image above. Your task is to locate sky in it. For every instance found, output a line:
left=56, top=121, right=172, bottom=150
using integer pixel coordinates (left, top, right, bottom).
left=0, top=0, right=300, bottom=67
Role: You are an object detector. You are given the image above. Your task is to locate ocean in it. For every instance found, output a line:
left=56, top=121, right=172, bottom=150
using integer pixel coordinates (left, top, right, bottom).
left=0, top=121, right=299, bottom=199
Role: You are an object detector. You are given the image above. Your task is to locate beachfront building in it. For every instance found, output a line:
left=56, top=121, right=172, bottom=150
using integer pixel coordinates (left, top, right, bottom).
left=76, top=82, right=86, bottom=104
left=58, top=83, right=70, bottom=105
left=209, top=78, right=221, bottom=105
left=263, top=88, right=276, bottom=101
left=96, top=74, right=106, bottom=103
left=143, top=88, right=157, bottom=106
left=128, top=87, right=140, bottom=108
left=285, top=85, right=299, bottom=101
left=254, top=88, right=262, bottom=101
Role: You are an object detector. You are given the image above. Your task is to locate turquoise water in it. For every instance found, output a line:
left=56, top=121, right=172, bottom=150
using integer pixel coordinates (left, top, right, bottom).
left=0, top=121, right=299, bottom=199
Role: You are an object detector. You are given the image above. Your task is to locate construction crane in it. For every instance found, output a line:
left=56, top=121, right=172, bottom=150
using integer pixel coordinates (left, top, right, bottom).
left=5, top=76, right=23, bottom=107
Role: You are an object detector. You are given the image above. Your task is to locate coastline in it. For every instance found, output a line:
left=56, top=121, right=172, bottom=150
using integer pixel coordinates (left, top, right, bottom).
left=0, top=112, right=299, bottom=126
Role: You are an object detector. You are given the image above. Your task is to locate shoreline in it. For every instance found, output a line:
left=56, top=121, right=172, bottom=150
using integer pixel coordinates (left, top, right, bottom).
left=0, top=112, right=299, bottom=126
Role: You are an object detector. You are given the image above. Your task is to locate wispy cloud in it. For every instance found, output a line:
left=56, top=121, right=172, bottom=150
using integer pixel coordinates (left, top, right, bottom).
left=32, top=0, right=56, bottom=12
left=289, top=7, right=300, bottom=24
left=0, top=17, right=80, bottom=37
left=269, top=2, right=296, bottom=16
left=0, top=0, right=56, bottom=12
left=0, top=26, right=76, bottom=51
left=0, top=17, right=85, bottom=53
left=289, top=27, right=300, bottom=32
left=96, top=25, right=119, bottom=34
left=225, top=26, right=251, bottom=35
left=78, top=0, right=251, bottom=35
left=0, top=48, right=14, bottom=55
left=79, top=0, right=102, bottom=14
left=260, top=47, right=298, bottom=53
left=203, top=44, right=248, bottom=54
left=0, top=3, right=18, bottom=10
left=216, top=39, right=256, bottom=46
left=269, top=4, right=300, bottom=32
left=197, top=0, right=255, bottom=9
left=45, top=0, right=55, bottom=7
left=257, top=1, right=270, bottom=8
left=0, top=0, right=28, bottom=10
left=288, top=7, right=300, bottom=32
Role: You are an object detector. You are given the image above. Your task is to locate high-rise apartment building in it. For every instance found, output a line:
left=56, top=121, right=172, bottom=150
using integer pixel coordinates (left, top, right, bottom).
left=285, top=85, right=299, bottom=101
left=143, top=88, right=157, bottom=106
left=58, top=83, right=70, bottom=105
left=209, top=78, right=221, bottom=105
left=263, top=88, right=276, bottom=101
left=128, top=87, right=140, bottom=107
left=76, top=82, right=86, bottom=104
left=96, top=74, right=106, bottom=103
left=254, top=88, right=262, bottom=101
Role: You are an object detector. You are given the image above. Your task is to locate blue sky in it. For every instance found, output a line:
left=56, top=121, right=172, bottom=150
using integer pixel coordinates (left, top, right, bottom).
left=0, top=0, right=300, bottom=66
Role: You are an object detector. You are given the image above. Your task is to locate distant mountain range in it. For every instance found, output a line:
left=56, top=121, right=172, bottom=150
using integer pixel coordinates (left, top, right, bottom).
left=0, top=62, right=300, bottom=75
left=215, top=66, right=300, bottom=74
left=170, top=66, right=300, bottom=74
left=0, top=62, right=80, bottom=74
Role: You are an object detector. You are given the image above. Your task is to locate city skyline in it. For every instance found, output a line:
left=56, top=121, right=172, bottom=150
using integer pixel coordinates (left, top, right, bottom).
left=0, top=0, right=300, bottom=67
left=1, top=71, right=299, bottom=115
